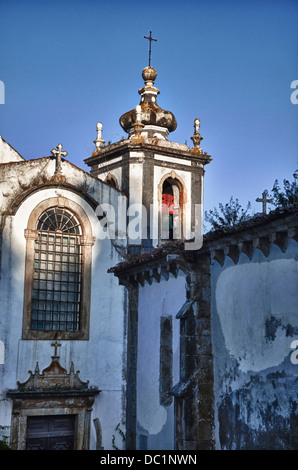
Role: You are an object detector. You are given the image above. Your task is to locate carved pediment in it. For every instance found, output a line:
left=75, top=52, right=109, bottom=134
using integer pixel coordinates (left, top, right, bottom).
left=7, top=343, right=99, bottom=399
left=17, top=358, right=89, bottom=392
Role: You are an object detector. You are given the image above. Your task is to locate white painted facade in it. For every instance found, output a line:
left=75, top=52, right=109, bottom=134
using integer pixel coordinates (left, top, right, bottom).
left=0, top=149, right=128, bottom=450
left=136, top=272, right=185, bottom=450
left=96, top=156, right=123, bottom=190
left=88, top=146, right=196, bottom=249
left=0, top=63, right=212, bottom=449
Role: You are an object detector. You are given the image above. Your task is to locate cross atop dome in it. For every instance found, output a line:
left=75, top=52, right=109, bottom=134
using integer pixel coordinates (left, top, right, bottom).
left=144, top=31, right=157, bottom=67
left=118, top=31, right=178, bottom=140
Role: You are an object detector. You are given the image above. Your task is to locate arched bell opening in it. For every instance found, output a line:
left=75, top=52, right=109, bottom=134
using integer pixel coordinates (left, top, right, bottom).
left=104, top=173, right=119, bottom=189
left=161, top=177, right=183, bottom=242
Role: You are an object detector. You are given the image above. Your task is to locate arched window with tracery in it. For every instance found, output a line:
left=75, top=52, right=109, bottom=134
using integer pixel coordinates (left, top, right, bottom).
left=23, top=198, right=94, bottom=340
left=32, top=207, right=82, bottom=332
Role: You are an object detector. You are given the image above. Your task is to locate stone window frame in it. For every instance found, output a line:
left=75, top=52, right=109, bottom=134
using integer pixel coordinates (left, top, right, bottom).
left=22, top=197, right=95, bottom=340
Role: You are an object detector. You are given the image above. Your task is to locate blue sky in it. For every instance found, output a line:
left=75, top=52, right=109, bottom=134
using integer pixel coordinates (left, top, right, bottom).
left=1, top=0, right=298, bottom=217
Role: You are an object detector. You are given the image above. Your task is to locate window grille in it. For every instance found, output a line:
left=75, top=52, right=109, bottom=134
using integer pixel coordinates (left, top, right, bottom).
left=31, top=207, right=82, bottom=331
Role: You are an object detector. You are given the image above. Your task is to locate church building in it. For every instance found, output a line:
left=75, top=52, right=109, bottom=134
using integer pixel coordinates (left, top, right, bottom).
left=0, top=58, right=297, bottom=450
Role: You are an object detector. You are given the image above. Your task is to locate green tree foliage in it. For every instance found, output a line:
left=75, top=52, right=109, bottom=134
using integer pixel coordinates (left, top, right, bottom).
left=270, top=169, right=298, bottom=208
left=205, top=196, right=251, bottom=231
left=0, top=440, right=10, bottom=450
left=0, top=424, right=10, bottom=450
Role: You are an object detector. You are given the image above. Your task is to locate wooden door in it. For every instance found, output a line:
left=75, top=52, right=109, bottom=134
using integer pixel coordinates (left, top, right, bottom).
left=26, top=415, right=75, bottom=450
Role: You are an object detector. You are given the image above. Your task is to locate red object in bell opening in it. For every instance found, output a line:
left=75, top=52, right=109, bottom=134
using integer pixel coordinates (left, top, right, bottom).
left=162, top=194, right=179, bottom=214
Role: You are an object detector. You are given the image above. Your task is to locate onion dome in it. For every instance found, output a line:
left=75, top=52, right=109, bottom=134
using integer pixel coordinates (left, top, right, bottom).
left=119, top=67, right=177, bottom=138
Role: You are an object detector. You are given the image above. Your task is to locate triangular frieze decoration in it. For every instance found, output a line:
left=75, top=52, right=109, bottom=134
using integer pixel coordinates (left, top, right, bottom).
left=17, top=345, right=90, bottom=392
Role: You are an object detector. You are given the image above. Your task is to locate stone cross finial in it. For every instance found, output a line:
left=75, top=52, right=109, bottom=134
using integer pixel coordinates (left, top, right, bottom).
left=190, top=118, right=203, bottom=151
left=144, top=31, right=157, bottom=67
left=51, top=143, right=68, bottom=175
left=194, top=118, right=200, bottom=134
left=256, top=190, right=273, bottom=214
left=94, top=122, right=105, bottom=150
left=51, top=341, right=61, bottom=359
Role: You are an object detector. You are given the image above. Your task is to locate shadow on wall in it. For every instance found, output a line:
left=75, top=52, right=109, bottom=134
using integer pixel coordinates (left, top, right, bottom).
left=0, top=225, right=24, bottom=371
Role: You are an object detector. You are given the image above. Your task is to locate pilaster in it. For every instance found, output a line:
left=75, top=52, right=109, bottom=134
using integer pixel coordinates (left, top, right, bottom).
left=173, top=253, right=215, bottom=450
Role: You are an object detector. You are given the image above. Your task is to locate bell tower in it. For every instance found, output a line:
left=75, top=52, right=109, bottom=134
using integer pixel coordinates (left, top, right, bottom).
left=84, top=65, right=212, bottom=253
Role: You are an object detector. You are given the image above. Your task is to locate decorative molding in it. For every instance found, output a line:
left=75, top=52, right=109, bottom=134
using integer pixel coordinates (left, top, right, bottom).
left=16, top=359, right=89, bottom=393
left=24, top=228, right=38, bottom=241
left=7, top=350, right=100, bottom=450
left=81, top=235, right=96, bottom=246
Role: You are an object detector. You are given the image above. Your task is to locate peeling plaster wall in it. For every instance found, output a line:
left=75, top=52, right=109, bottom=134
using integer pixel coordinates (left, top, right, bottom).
left=136, top=273, right=185, bottom=450
left=211, top=240, right=298, bottom=449
left=0, top=161, right=128, bottom=450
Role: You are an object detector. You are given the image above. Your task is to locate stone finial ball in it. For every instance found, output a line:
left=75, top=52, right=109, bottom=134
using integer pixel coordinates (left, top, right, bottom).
left=142, top=66, right=157, bottom=83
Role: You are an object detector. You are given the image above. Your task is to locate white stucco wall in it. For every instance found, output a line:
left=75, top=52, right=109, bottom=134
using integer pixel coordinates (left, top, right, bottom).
left=136, top=272, right=185, bottom=450
left=96, top=159, right=122, bottom=191
left=211, top=240, right=298, bottom=449
left=215, top=257, right=298, bottom=372
left=212, top=242, right=298, bottom=375
left=0, top=136, right=24, bottom=163
left=0, top=182, right=127, bottom=450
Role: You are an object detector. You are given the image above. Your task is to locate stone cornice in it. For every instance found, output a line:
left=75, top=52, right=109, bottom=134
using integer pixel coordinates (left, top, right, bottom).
left=84, top=139, right=211, bottom=168
left=6, top=388, right=100, bottom=400
left=91, top=152, right=203, bottom=178
left=109, top=207, right=298, bottom=285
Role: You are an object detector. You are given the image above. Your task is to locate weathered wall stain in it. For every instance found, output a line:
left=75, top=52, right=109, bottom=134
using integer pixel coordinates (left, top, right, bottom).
left=212, top=242, right=298, bottom=450
left=265, top=315, right=298, bottom=342
left=218, top=373, right=298, bottom=449
left=215, top=257, right=298, bottom=372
